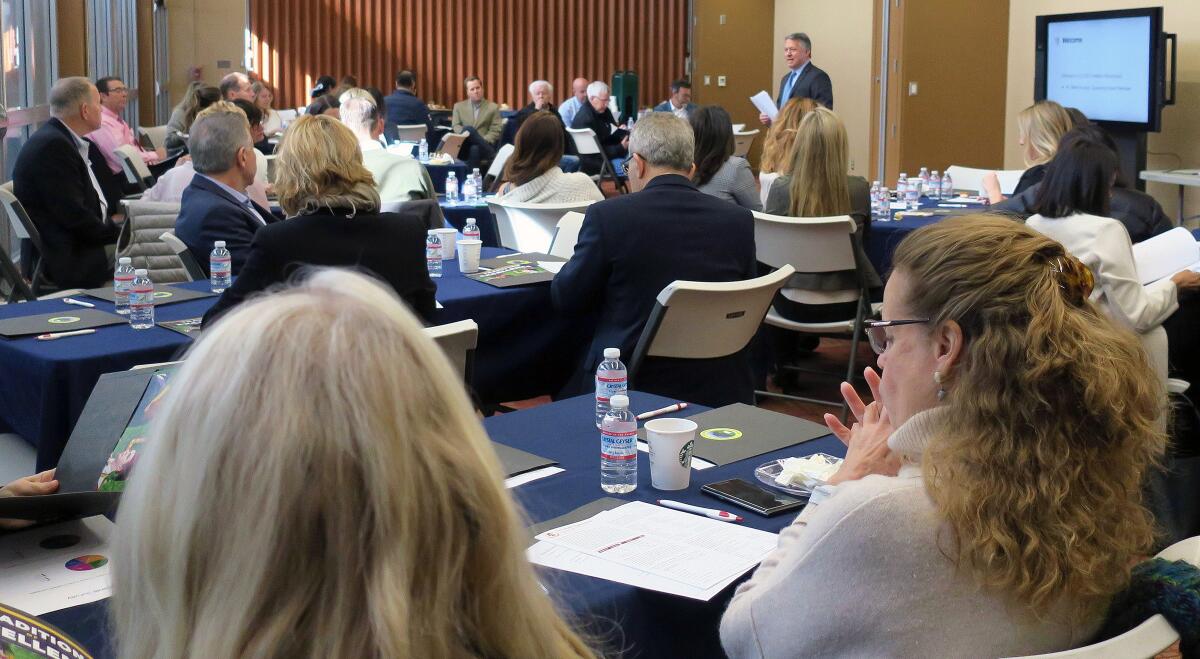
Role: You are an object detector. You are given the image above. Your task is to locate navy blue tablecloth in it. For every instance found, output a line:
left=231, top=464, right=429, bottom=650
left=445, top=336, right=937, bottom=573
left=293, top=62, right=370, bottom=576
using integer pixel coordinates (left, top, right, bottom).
left=864, top=197, right=990, bottom=275
left=0, top=282, right=215, bottom=471
left=440, top=198, right=500, bottom=247
left=43, top=391, right=846, bottom=659
left=425, top=161, right=468, bottom=194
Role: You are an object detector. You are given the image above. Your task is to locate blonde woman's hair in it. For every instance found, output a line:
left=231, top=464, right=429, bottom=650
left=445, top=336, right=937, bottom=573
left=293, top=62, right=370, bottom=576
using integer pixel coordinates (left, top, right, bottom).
left=1018, top=100, right=1074, bottom=167
left=759, top=97, right=818, bottom=175
left=111, top=269, right=595, bottom=659
left=273, top=113, right=381, bottom=216
left=892, top=215, right=1165, bottom=618
left=785, top=106, right=851, bottom=218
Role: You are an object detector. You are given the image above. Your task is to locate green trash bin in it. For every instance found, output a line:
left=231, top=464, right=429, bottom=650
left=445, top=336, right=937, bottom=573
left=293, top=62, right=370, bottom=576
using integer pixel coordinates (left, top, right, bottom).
left=611, top=71, right=639, bottom=124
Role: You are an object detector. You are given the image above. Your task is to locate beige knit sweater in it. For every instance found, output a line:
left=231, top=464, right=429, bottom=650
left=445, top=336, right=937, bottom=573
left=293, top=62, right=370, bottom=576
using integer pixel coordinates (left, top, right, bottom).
left=719, top=408, right=1103, bottom=658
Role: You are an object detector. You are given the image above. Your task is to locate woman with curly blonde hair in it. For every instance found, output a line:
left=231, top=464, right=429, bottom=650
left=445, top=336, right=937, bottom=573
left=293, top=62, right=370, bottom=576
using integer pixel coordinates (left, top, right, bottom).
left=722, top=215, right=1165, bottom=657
left=201, top=113, right=435, bottom=326
left=113, top=269, right=595, bottom=658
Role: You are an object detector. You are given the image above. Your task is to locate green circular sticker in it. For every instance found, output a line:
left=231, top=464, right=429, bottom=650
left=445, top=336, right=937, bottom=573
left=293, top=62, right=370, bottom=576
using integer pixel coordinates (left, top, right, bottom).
left=47, top=316, right=81, bottom=324
left=700, top=428, right=743, bottom=441
left=152, top=291, right=173, bottom=299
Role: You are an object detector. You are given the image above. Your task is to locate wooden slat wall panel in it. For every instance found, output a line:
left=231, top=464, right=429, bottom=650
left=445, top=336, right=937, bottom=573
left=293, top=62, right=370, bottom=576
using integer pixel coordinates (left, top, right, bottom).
left=250, top=0, right=688, bottom=112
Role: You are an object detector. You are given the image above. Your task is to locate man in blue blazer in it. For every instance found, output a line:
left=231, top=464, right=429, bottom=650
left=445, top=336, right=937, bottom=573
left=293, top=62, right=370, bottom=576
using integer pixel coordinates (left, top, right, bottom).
left=174, top=105, right=275, bottom=276
left=760, top=32, right=834, bottom=125
left=552, top=113, right=757, bottom=407
left=653, top=79, right=697, bottom=121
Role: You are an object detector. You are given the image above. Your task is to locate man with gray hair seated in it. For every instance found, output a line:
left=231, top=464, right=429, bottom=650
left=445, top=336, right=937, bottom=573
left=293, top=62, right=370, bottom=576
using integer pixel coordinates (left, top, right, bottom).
left=552, top=113, right=757, bottom=407
left=12, top=76, right=123, bottom=289
left=174, top=103, right=276, bottom=276
left=570, top=80, right=628, bottom=175
left=512, top=79, right=580, bottom=172
left=339, top=90, right=434, bottom=202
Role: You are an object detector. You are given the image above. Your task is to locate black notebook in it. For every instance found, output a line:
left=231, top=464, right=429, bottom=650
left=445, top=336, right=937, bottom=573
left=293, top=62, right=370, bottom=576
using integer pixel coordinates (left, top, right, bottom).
left=0, top=309, right=127, bottom=338
left=82, top=284, right=216, bottom=305
left=493, top=442, right=558, bottom=478
left=638, top=403, right=829, bottom=466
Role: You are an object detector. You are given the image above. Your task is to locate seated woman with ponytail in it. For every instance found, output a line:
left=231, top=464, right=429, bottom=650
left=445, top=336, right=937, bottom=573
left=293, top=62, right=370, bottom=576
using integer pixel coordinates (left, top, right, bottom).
left=721, top=216, right=1166, bottom=657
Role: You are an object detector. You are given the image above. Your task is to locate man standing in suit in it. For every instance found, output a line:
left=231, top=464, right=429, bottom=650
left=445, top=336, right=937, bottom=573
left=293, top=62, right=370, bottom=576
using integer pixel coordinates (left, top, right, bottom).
left=175, top=105, right=275, bottom=276
left=552, top=113, right=757, bottom=407
left=451, top=76, right=502, bottom=171
left=13, top=77, right=122, bottom=290
left=654, top=80, right=697, bottom=120
left=760, top=32, right=833, bottom=125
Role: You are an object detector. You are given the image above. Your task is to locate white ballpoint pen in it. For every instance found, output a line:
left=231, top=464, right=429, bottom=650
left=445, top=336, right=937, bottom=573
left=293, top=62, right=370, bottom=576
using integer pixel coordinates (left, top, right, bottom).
left=657, top=499, right=743, bottom=523
left=62, top=297, right=95, bottom=308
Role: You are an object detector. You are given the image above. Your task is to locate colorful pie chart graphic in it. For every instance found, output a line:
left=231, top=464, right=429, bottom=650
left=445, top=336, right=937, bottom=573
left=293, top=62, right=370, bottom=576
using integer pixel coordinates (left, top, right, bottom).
left=64, top=554, right=108, bottom=571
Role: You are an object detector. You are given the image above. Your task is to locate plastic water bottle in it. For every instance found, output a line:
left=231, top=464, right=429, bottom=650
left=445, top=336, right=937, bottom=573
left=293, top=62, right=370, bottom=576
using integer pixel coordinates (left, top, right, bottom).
left=463, top=217, right=481, bottom=241
left=896, top=173, right=909, bottom=199
left=600, top=394, right=638, bottom=494
left=941, top=170, right=954, bottom=199
left=595, top=347, right=628, bottom=427
left=210, top=240, right=232, bottom=292
left=878, top=186, right=892, bottom=222
left=418, top=138, right=429, bottom=162
left=462, top=173, right=477, bottom=205
left=129, top=269, right=155, bottom=330
left=113, top=257, right=135, bottom=315
left=905, top=179, right=921, bottom=210
left=471, top=168, right=483, bottom=203
left=929, top=170, right=942, bottom=200
left=445, top=172, right=459, bottom=204
left=918, top=167, right=931, bottom=197
left=426, top=230, right=442, bottom=278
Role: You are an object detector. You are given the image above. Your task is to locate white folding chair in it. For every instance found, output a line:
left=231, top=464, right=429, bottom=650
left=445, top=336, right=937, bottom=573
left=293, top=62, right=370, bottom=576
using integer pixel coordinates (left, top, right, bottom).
left=0, top=184, right=57, bottom=295
left=158, top=232, right=206, bottom=282
left=759, top=172, right=781, bottom=208
left=395, top=124, right=428, bottom=143
left=627, top=266, right=795, bottom=396
left=423, top=319, right=478, bottom=384
left=1004, top=535, right=1200, bottom=658
left=566, top=127, right=627, bottom=194
left=115, top=144, right=154, bottom=191
left=437, top=132, right=468, bottom=161
left=137, top=125, right=168, bottom=151
left=548, top=211, right=586, bottom=259
left=731, top=123, right=746, bottom=133
left=945, top=165, right=1026, bottom=195
left=733, top=130, right=759, bottom=159
left=752, top=211, right=876, bottom=418
left=486, top=199, right=597, bottom=253
left=485, top=144, right=516, bottom=191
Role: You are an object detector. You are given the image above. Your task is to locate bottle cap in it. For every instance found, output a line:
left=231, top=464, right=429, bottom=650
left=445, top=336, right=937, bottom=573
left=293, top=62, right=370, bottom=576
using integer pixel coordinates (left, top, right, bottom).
left=214, top=240, right=226, bottom=248
left=610, top=394, right=629, bottom=408
left=604, top=347, right=620, bottom=359
left=118, top=257, right=131, bottom=264
left=134, top=268, right=148, bottom=276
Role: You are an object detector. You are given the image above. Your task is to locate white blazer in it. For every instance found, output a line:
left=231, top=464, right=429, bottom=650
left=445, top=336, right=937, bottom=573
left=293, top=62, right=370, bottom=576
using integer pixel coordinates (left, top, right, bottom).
left=1027, top=212, right=1177, bottom=383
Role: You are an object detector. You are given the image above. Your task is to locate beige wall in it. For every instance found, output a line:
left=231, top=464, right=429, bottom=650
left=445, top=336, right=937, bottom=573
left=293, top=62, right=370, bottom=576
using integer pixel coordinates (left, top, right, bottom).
left=773, top=0, right=875, bottom=176
left=1005, top=0, right=1200, bottom=217
left=166, top=0, right=247, bottom=106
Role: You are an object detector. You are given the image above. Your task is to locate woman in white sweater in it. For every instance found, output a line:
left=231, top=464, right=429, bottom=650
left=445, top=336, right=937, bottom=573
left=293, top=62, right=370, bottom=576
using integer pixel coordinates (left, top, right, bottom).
left=1026, top=133, right=1200, bottom=384
left=721, top=216, right=1166, bottom=657
left=497, top=112, right=603, bottom=204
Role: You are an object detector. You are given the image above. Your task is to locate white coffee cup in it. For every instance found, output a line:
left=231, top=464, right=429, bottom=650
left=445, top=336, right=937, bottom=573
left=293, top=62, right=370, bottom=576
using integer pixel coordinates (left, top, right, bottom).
left=645, top=418, right=698, bottom=490
left=433, top=228, right=457, bottom=259
left=457, top=239, right=483, bottom=273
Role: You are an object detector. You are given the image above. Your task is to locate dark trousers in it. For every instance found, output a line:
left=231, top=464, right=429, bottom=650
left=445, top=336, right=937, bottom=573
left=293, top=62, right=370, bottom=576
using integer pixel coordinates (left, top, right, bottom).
left=460, top=126, right=496, bottom=171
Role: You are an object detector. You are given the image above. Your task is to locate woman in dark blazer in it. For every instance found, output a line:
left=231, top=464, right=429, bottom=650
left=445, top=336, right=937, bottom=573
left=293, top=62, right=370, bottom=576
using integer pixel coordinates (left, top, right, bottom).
left=203, top=114, right=435, bottom=327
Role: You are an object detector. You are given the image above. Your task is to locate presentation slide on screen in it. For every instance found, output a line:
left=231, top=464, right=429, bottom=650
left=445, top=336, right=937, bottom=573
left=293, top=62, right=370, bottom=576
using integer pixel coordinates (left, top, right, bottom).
left=1045, top=16, right=1151, bottom=123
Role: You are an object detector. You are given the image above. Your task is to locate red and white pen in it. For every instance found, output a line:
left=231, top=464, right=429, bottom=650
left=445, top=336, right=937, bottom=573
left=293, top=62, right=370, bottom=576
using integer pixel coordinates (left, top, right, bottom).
left=637, top=402, right=688, bottom=421
left=36, top=329, right=97, bottom=341
left=657, top=499, right=743, bottom=523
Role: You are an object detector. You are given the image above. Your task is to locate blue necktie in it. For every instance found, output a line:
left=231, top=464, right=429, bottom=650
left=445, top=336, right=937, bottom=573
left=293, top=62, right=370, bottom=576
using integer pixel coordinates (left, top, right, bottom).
left=779, top=71, right=799, bottom=106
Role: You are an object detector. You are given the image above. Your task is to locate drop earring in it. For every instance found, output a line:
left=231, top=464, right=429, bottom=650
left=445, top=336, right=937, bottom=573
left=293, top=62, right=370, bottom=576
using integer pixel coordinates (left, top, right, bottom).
left=934, top=371, right=946, bottom=401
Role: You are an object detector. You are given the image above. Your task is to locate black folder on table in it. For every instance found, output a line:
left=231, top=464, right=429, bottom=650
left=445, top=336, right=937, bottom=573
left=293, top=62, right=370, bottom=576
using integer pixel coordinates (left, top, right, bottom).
left=0, top=309, right=127, bottom=338
left=527, top=497, right=626, bottom=546
left=82, top=285, right=216, bottom=305
left=493, top=442, right=558, bottom=479
left=158, top=317, right=204, bottom=337
left=637, top=403, right=829, bottom=467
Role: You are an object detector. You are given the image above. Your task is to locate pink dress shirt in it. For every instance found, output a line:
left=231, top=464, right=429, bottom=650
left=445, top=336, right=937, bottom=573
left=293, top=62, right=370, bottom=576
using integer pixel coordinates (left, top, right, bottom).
left=87, top=106, right=162, bottom=174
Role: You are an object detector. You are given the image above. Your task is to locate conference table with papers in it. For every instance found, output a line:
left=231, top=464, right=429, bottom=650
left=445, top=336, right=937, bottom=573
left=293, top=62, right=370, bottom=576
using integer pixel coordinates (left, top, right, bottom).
left=40, top=391, right=847, bottom=658
left=0, top=247, right=587, bottom=470
left=864, top=195, right=990, bottom=275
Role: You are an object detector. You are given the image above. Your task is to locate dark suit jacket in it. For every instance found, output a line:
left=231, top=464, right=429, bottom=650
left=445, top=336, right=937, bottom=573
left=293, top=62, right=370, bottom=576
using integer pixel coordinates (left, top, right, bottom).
left=570, top=103, right=627, bottom=150
left=778, top=62, right=834, bottom=109
left=12, top=118, right=120, bottom=289
left=384, top=88, right=432, bottom=130
left=551, top=174, right=757, bottom=407
left=174, top=174, right=276, bottom=277
left=992, top=183, right=1174, bottom=245
left=202, top=208, right=437, bottom=327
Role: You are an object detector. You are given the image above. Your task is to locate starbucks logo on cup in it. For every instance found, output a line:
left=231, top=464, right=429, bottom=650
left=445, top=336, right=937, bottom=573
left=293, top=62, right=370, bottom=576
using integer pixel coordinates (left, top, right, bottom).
left=678, top=440, right=695, bottom=467
left=47, top=316, right=80, bottom=324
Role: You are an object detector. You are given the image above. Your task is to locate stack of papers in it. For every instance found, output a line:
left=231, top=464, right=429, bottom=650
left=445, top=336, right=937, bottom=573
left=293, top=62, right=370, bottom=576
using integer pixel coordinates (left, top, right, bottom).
left=1132, top=226, right=1200, bottom=284
left=528, top=501, right=777, bottom=600
left=0, top=516, right=113, bottom=615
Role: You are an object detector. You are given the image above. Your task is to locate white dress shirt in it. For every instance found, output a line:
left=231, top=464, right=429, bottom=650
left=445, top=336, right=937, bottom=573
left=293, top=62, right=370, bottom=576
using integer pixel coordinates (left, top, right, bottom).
left=63, top=121, right=108, bottom=220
